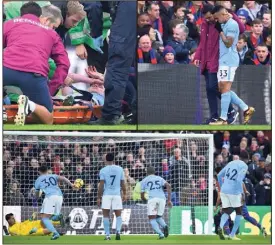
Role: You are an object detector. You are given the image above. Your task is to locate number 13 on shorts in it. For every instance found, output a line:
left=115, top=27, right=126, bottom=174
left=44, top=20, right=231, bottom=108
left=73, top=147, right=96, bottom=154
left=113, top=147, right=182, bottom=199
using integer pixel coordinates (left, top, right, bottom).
left=218, top=66, right=238, bottom=82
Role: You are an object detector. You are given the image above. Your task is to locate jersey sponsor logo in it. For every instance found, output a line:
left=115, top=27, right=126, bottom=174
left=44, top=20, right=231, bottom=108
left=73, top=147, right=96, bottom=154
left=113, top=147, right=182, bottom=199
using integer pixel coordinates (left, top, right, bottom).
left=69, top=208, right=88, bottom=229
left=13, top=18, right=50, bottom=30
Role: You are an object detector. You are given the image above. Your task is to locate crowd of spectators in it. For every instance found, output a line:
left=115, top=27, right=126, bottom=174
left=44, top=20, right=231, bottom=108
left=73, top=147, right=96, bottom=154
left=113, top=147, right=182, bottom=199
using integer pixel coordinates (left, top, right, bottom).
left=3, top=131, right=271, bottom=207
left=137, top=1, right=271, bottom=65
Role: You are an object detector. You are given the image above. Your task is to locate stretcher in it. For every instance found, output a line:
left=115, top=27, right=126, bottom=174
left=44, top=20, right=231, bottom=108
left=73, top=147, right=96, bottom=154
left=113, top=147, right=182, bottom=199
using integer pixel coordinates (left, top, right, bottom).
left=4, top=105, right=102, bottom=124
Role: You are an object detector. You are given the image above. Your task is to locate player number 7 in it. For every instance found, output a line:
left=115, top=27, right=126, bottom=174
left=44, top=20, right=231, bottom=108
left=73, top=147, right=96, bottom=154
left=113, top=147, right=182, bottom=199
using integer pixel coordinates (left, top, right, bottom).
left=110, top=175, right=116, bottom=185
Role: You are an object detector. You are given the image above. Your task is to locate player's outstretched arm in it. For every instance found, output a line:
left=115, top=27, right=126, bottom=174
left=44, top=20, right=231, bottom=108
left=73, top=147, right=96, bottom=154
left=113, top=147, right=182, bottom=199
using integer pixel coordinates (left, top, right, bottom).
left=58, top=176, right=74, bottom=188
left=97, top=180, right=104, bottom=207
left=165, top=182, right=173, bottom=208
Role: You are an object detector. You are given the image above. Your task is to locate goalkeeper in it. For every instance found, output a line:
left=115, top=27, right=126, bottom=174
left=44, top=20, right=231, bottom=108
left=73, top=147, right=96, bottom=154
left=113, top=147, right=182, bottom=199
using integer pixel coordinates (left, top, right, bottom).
left=5, top=213, right=63, bottom=236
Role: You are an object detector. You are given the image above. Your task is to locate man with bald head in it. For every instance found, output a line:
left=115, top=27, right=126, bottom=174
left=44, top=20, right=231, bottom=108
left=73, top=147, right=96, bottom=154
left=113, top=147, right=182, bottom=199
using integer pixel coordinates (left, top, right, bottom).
left=137, top=35, right=161, bottom=64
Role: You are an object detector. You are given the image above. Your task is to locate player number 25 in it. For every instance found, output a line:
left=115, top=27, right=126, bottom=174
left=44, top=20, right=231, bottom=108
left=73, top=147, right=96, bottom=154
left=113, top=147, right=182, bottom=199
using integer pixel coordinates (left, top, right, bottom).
left=147, top=180, right=161, bottom=190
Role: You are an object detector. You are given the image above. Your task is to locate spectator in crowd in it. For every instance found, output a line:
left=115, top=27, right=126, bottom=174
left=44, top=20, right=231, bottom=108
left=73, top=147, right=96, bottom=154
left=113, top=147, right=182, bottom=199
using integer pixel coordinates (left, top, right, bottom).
left=3, top=2, right=70, bottom=125
left=138, top=12, right=151, bottom=28
left=257, top=131, right=271, bottom=158
left=138, top=1, right=146, bottom=15
left=161, top=45, right=179, bottom=64
left=262, top=10, right=271, bottom=41
left=255, top=173, right=271, bottom=205
left=171, top=5, right=200, bottom=43
left=158, top=1, right=174, bottom=45
left=244, top=44, right=271, bottom=65
left=124, top=168, right=136, bottom=204
left=137, top=24, right=164, bottom=51
left=237, top=34, right=250, bottom=64
left=82, top=183, right=96, bottom=206
left=4, top=182, right=26, bottom=206
left=167, top=24, right=197, bottom=64
left=236, top=9, right=251, bottom=31
left=246, top=18, right=264, bottom=52
left=240, top=1, right=269, bottom=22
left=255, top=157, right=267, bottom=183
left=137, top=35, right=161, bottom=64
left=147, top=2, right=163, bottom=38
left=186, top=1, right=204, bottom=30
left=243, top=176, right=256, bottom=205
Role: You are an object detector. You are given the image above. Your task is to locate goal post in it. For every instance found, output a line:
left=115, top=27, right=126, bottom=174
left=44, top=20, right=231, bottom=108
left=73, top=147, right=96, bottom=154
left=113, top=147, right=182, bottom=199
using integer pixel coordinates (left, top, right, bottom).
left=3, top=131, right=214, bottom=235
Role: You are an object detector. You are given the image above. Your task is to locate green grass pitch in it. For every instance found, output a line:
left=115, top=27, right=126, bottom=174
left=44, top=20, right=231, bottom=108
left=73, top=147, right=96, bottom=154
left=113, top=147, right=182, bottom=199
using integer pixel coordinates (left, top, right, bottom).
left=3, top=124, right=270, bottom=131
left=3, top=124, right=136, bottom=131
left=3, top=235, right=271, bottom=244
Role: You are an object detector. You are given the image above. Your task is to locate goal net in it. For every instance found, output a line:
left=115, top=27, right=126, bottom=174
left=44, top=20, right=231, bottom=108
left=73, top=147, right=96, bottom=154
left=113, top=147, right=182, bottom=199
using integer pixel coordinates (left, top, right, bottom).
left=3, top=131, right=214, bottom=235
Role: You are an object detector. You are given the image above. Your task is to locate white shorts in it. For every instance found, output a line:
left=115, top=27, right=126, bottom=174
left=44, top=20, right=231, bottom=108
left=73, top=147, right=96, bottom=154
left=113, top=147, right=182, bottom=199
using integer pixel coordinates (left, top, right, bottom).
left=41, top=195, right=63, bottom=215
left=217, top=66, right=238, bottom=82
left=220, top=192, right=242, bottom=208
left=102, top=195, right=123, bottom=210
left=147, top=198, right=166, bottom=216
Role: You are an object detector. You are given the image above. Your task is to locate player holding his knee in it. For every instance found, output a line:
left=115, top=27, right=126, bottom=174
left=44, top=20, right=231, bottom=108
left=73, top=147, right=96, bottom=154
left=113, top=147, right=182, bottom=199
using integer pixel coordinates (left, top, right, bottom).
left=97, top=153, right=126, bottom=241
left=217, top=152, right=248, bottom=240
left=210, top=6, right=255, bottom=125
left=141, top=166, right=172, bottom=239
left=35, top=165, right=76, bottom=240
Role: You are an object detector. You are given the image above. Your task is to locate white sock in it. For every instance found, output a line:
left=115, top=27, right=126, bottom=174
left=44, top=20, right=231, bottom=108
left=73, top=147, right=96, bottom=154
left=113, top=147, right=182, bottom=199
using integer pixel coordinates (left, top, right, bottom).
left=28, top=100, right=36, bottom=112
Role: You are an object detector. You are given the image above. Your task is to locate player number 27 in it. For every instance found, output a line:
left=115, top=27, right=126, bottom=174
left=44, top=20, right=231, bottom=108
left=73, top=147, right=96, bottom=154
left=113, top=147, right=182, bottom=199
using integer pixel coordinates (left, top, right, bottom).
left=225, top=168, right=238, bottom=181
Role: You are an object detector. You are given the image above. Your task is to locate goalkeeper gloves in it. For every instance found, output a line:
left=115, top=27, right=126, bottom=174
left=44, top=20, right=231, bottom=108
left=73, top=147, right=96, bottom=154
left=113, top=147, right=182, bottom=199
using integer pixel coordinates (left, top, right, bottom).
left=214, top=21, right=223, bottom=34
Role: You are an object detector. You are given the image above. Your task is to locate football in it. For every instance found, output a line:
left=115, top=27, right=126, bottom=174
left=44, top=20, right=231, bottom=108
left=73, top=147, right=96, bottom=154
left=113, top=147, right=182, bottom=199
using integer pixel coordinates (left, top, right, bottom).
left=74, top=178, right=84, bottom=188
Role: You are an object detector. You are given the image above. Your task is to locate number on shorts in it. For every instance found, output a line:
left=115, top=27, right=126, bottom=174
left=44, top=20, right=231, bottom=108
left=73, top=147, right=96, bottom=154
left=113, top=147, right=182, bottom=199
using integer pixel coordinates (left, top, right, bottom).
left=42, top=177, right=57, bottom=187
left=110, top=175, right=116, bottom=185
left=147, top=180, right=162, bottom=190
left=225, top=168, right=238, bottom=181
left=219, top=70, right=228, bottom=77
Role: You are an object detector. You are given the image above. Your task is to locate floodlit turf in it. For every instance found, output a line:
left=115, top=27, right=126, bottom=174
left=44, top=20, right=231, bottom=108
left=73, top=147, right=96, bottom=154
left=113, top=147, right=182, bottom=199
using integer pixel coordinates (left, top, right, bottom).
left=3, top=124, right=271, bottom=131
left=137, top=125, right=271, bottom=131
left=3, top=124, right=136, bottom=131
left=3, top=235, right=271, bottom=244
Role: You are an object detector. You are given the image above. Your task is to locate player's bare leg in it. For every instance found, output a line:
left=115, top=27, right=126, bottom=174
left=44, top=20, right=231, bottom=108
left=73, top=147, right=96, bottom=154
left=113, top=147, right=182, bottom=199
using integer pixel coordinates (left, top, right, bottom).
left=210, top=82, right=230, bottom=125
left=148, top=215, right=165, bottom=239
left=114, top=210, right=122, bottom=240
left=228, top=207, right=242, bottom=240
left=102, top=209, right=111, bottom=240
left=41, top=213, right=60, bottom=240
left=218, top=207, right=231, bottom=240
left=156, top=215, right=169, bottom=238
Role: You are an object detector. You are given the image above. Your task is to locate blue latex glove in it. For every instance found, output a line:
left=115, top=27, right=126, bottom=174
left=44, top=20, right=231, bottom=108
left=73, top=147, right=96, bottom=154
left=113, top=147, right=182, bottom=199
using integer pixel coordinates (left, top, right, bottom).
left=93, top=35, right=104, bottom=54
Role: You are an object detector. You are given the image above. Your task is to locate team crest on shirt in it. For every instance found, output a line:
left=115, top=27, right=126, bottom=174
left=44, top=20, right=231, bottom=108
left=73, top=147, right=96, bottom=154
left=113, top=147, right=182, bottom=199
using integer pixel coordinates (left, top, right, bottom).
left=69, top=208, right=89, bottom=229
